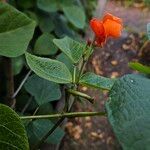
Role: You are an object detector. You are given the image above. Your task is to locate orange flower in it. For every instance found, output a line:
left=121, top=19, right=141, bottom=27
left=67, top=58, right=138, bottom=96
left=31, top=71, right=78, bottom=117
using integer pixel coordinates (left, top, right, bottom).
left=90, top=13, right=123, bottom=47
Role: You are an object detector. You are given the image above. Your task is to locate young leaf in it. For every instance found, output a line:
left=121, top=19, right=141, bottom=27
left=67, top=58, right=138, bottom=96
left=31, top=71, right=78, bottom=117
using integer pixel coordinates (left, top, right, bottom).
left=25, top=52, right=72, bottom=83
left=62, top=6, right=86, bottom=29
left=24, top=74, right=61, bottom=106
left=54, top=16, right=75, bottom=38
left=12, top=56, right=24, bottom=75
left=26, top=119, right=64, bottom=145
left=38, top=12, right=54, bottom=33
left=56, top=53, right=74, bottom=73
left=79, top=72, right=115, bottom=90
left=147, top=23, right=150, bottom=40
left=34, top=33, right=58, bottom=55
left=0, top=104, right=29, bottom=150
left=106, top=74, right=150, bottom=149
left=37, top=103, right=53, bottom=115
left=37, top=0, right=58, bottom=12
left=0, top=2, right=36, bottom=57
left=129, top=62, right=150, bottom=74
left=53, top=36, right=85, bottom=63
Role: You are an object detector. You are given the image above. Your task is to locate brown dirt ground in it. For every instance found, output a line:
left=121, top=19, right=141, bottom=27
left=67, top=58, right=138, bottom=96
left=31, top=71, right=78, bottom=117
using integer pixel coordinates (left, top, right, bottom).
left=59, top=1, right=150, bottom=150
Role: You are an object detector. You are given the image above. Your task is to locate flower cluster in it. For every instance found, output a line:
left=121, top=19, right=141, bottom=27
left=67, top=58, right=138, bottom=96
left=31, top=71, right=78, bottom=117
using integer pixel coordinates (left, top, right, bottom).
left=90, top=13, right=123, bottom=47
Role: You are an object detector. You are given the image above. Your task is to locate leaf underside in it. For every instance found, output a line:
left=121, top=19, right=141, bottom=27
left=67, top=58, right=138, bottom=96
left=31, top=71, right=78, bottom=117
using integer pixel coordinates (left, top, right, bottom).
left=106, top=74, right=150, bottom=150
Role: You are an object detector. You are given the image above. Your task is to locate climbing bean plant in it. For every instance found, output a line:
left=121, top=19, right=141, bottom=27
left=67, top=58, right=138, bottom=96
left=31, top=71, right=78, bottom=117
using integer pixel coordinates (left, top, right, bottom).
left=0, top=1, right=150, bottom=150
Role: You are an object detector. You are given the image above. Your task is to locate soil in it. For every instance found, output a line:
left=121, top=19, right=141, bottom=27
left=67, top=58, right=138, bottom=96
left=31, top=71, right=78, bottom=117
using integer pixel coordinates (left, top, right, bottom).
left=59, top=1, right=150, bottom=150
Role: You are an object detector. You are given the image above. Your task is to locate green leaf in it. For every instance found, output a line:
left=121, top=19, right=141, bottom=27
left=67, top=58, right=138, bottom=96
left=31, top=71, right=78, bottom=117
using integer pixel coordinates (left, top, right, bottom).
left=37, top=103, right=53, bottom=115
left=12, top=56, right=24, bottom=75
left=147, top=23, right=150, bottom=40
left=38, top=12, right=54, bottom=33
left=24, top=74, right=61, bottom=106
left=60, top=0, right=76, bottom=6
left=54, top=15, right=75, bottom=38
left=56, top=53, right=74, bottom=73
left=25, top=52, right=72, bottom=83
left=26, top=119, right=64, bottom=145
left=37, top=0, right=58, bottom=12
left=106, top=74, right=150, bottom=149
left=129, top=62, right=150, bottom=74
left=0, top=104, right=29, bottom=150
left=79, top=72, right=115, bottom=90
left=34, top=33, right=58, bottom=55
left=62, top=6, right=86, bottom=29
left=53, top=36, right=85, bottom=63
left=0, top=2, right=36, bottom=57
left=25, top=11, right=39, bottom=24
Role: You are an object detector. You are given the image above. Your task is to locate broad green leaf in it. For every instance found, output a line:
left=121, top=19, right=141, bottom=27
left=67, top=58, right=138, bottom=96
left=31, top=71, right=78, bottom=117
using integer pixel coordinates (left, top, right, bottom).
left=37, top=0, right=58, bottom=12
left=24, top=74, right=61, bottom=106
left=37, top=103, right=53, bottom=115
left=34, top=33, right=58, bottom=55
left=79, top=72, right=115, bottom=90
left=62, top=6, right=86, bottom=29
left=147, top=23, right=150, bottom=40
left=54, top=16, right=75, bottom=38
left=26, top=119, right=64, bottom=145
left=53, top=36, right=85, bottom=63
left=38, top=12, right=54, bottom=33
left=25, top=11, right=39, bottom=24
left=56, top=53, right=74, bottom=72
left=37, top=0, right=75, bottom=13
left=12, top=56, right=24, bottom=75
left=129, top=62, right=150, bottom=74
left=0, top=2, right=36, bottom=57
left=25, top=52, right=72, bottom=83
left=60, top=0, right=76, bottom=6
left=106, top=74, right=150, bottom=149
left=0, top=104, right=29, bottom=150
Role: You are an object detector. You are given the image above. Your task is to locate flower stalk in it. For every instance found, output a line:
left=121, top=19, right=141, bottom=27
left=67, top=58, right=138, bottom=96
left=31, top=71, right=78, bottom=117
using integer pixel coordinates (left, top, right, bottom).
left=67, top=89, right=94, bottom=104
left=20, top=111, right=106, bottom=120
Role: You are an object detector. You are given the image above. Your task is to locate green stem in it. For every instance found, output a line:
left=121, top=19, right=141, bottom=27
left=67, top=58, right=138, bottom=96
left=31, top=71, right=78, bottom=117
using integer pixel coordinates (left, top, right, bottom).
left=12, top=70, right=32, bottom=99
left=67, top=89, right=94, bottom=104
left=78, top=59, right=86, bottom=82
left=63, top=89, right=69, bottom=112
left=20, top=111, right=106, bottom=120
left=73, top=65, right=77, bottom=83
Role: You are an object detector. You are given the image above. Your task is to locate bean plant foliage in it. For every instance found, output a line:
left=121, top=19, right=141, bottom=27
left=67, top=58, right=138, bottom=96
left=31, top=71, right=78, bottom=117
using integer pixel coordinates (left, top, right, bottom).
left=0, top=0, right=150, bottom=150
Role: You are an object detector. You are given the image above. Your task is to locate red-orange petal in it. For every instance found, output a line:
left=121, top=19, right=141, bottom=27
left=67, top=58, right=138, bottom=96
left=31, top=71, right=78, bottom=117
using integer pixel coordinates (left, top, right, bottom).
left=90, top=18, right=105, bottom=37
left=103, top=13, right=122, bottom=25
left=103, top=19, right=122, bottom=38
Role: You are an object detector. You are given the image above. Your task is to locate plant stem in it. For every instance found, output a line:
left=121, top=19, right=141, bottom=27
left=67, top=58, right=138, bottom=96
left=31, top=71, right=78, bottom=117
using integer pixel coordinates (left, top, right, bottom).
left=21, top=96, right=33, bottom=114
left=20, top=111, right=106, bottom=120
left=78, top=59, right=86, bottom=82
left=12, top=70, right=32, bottom=99
left=63, top=89, right=70, bottom=112
left=73, top=65, right=77, bottom=83
left=3, top=57, right=15, bottom=108
left=67, top=89, right=94, bottom=104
